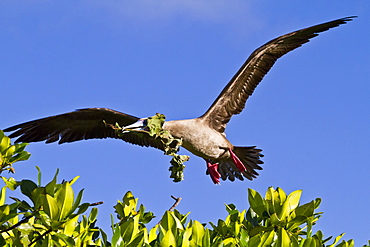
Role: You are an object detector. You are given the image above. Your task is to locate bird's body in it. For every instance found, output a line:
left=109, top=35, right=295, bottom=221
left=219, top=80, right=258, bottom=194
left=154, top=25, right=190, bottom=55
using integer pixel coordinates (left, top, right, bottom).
left=4, top=16, right=355, bottom=183
left=164, top=119, right=231, bottom=160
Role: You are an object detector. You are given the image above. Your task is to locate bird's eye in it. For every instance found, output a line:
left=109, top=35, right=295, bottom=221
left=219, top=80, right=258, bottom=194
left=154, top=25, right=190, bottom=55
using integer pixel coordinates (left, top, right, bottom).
left=142, top=119, right=148, bottom=126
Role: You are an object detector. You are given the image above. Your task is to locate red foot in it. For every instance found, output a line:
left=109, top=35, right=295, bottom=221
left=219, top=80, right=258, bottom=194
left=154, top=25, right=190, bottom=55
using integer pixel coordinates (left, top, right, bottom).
left=206, top=161, right=221, bottom=184
left=228, top=148, right=246, bottom=172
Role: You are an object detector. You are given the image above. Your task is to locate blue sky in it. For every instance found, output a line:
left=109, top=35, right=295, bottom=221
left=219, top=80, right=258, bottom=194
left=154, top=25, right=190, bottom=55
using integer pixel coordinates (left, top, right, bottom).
left=1, top=1, right=369, bottom=244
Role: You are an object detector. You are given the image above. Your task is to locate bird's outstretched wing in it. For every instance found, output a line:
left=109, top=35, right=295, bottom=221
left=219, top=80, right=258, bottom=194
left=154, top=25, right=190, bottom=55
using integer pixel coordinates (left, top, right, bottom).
left=200, top=16, right=356, bottom=133
left=4, top=108, right=165, bottom=150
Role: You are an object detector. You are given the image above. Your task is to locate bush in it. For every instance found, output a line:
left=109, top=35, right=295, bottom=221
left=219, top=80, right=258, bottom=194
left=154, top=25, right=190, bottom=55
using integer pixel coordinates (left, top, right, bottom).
left=0, top=130, right=361, bottom=246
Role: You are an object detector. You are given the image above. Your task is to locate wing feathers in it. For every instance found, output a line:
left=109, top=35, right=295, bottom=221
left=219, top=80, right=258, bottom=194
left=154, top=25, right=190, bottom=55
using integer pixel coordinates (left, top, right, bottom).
left=4, top=108, right=165, bottom=150
left=200, top=16, right=355, bottom=133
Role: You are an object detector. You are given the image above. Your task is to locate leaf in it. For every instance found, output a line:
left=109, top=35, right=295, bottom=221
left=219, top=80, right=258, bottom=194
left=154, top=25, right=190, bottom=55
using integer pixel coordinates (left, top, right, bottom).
left=44, top=194, right=60, bottom=220
left=120, top=217, right=138, bottom=243
left=275, top=228, right=291, bottom=247
left=146, top=113, right=166, bottom=136
left=52, top=233, right=75, bottom=247
left=260, top=230, right=275, bottom=246
left=55, top=182, right=74, bottom=220
left=161, top=211, right=176, bottom=232
left=0, top=187, right=6, bottom=206
left=45, top=169, right=59, bottom=196
left=202, top=228, right=210, bottom=247
left=161, top=211, right=184, bottom=234
left=149, top=224, right=159, bottom=243
left=3, top=176, right=19, bottom=191
left=111, top=224, right=124, bottom=247
left=160, top=230, right=177, bottom=247
left=69, top=189, right=84, bottom=216
left=295, top=200, right=315, bottom=217
left=190, top=220, right=204, bottom=245
left=248, top=188, right=266, bottom=217
left=89, top=207, right=98, bottom=223
left=76, top=203, right=90, bottom=215
left=0, top=131, right=10, bottom=153
left=68, top=175, right=80, bottom=186
left=20, top=179, right=38, bottom=200
left=123, top=191, right=138, bottom=217
left=327, top=233, right=345, bottom=247
left=278, top=190, right=302, bottom=220
left=181, top=228, right=192, bottom=247
left=36, top=166, right=42, bottom=186
left=248, top=234, right=261, bottom=246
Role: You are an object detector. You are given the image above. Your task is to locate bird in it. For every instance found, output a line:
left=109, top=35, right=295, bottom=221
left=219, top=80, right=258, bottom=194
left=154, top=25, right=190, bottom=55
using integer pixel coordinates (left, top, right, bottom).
left=4, top=16, right=355, bottom=184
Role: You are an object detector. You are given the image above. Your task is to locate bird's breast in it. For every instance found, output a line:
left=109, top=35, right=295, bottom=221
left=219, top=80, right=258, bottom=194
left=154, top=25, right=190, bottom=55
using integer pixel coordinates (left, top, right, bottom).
left=163, top=119, right=232, bottom=160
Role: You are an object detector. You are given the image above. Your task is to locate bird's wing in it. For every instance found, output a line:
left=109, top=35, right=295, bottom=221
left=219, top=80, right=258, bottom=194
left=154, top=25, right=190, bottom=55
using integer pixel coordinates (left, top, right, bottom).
left=3, top=108, right=165, bottom=150
left=200, top=16, right=355, bottom=133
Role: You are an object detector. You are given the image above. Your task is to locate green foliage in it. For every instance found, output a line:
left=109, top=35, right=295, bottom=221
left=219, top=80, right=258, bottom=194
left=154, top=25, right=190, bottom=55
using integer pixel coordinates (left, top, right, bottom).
left=108, top=189, right=355, bottom=247
left=145, top=114, right=190, bottom=183
left=0, top=130, right=363, bottom=246
left=0, top=168, right=100, bottom=246
left=0, top=130, right=31, bottom=173
left=106, top=114, right=190, bottom=182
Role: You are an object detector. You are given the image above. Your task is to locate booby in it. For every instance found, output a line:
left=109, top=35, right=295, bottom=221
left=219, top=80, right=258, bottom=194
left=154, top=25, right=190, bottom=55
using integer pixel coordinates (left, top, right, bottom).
left=4, top=17, right=355, bottom=183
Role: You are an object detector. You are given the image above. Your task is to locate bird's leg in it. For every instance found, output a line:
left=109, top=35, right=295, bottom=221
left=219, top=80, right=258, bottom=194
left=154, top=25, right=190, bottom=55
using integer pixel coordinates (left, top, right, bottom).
left=206, top=160, right=220, bottom=184
left=228, top=148, right=246, bottom=172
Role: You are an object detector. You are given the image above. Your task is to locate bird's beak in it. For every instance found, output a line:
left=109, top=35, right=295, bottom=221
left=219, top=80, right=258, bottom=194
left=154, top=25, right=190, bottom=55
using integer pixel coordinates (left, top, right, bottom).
left=122, top=119, right=147, bottom=133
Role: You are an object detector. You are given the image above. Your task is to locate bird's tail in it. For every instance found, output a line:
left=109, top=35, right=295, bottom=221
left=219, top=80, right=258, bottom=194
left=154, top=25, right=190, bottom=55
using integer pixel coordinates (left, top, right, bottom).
left=218, top=146, right=264, bottom=181
left=234, top=146, right=264, bottom=180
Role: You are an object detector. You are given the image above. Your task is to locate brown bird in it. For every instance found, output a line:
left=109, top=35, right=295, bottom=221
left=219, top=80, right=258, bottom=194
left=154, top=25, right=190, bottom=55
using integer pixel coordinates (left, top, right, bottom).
left=4, top=16, right=355, bottom=184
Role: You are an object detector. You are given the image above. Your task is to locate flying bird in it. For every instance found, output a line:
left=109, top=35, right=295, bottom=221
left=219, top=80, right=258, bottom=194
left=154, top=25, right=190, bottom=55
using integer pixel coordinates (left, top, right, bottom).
left=4, top=16, right=355, bottom=184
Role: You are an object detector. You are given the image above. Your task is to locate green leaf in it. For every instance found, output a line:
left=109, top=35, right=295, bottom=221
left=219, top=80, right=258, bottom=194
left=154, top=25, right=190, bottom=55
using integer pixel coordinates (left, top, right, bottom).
left=76, top=203, right=90, bottom=215
left=190, top=220, right=204, bottom=245
left=120, top=217, right=138, bottom=243
left=248, top=188, right=266, bottom=217
left=146, top=113, right=166, bottom=136
left=295, top=200, right=315, bottom=217
left=278, top=190, right=302, bottom=220
left=248, top=234, right=261, bottom=246
left=149, top=224, right=159, bottom=243
left=69, top=189, right=84, bottom=215
left=0, top=186, right=6, bottom=206
left=0, top=131, right=10, bottom=153
left=36, top=166, right=42, bottom=186
left=260, top=230, right=275, bottom=246
left=45, top=169, right=59, bottom=196
left=181, top=228, right=192, bottom=247
left=275, top=228, right=291, bottom=247
left=2, top=177, right=19, bottom=191
left=44, top=194, right=60, bottom=220
left=161, top=211, right=184, bottom=234
left=52, top=233, right=75, bottom=247
left=111, top=224, right=124, bottom=247
left=202, top=228, right=210, bottom=247
left=20, top=179, right=38, bottom=199
left=89, top=207, right=98, bottom=223
left=68, top=175, right=80, bottom=186
left=327, top=233, right=345, bottom=247
left=160, top=230, right=177, bottom=247
left=123, top=191, right=138, bottom=217
left=55, top=182, right=74, bottom=220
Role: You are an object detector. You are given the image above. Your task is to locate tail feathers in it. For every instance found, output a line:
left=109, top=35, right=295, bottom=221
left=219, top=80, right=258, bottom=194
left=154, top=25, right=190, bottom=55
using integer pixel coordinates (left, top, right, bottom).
left=218, top=146, right=264, bottom=182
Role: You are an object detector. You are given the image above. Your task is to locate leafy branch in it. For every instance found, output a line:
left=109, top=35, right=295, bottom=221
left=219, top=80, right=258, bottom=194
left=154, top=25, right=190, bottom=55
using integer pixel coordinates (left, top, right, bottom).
left=0, top=130, right=31, bottom=173
left=105, top=113, right=190, bottom=182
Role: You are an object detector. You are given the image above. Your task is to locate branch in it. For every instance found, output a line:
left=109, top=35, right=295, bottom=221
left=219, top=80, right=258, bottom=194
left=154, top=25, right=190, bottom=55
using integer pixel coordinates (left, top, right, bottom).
left=90, top=201, right=104, bottom=206
left=169, top=195, right=182, bottom=211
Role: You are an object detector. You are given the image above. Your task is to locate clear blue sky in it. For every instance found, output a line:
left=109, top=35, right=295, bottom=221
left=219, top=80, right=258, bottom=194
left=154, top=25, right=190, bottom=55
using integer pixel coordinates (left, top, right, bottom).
left=1, top=1, right=369, bottom=244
